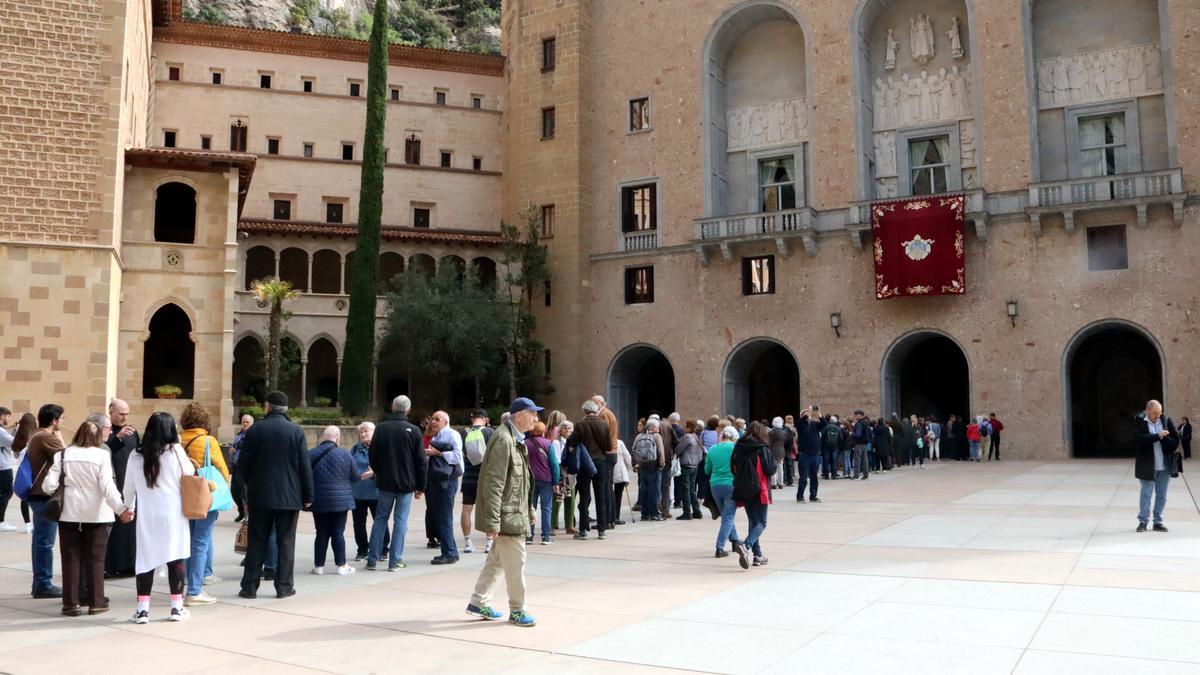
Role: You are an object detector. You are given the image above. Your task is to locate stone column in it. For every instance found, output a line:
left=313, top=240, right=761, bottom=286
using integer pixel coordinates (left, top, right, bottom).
left=338, top=254, right=347, bottom=294
left=336, top=358, right=343, bottom=406
left=273, top=251, right=280, bottom=278
left=305, top=251, right=313, bottom=292
left=300, top=357, right=308, bottom=408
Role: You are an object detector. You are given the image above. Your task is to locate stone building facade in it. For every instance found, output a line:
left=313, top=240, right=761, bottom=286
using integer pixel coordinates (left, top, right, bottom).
left=1, top=0, right=1198, bottom=457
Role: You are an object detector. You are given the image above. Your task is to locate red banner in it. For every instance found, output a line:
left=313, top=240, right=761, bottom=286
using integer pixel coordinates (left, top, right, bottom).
left=872, top=195, right=966, bottom=299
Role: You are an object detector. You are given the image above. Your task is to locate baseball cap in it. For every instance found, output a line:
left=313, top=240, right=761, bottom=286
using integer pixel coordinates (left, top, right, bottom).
left=508, top=397, right=544, bottom=414
left=470, top=408, right=489, bottom=421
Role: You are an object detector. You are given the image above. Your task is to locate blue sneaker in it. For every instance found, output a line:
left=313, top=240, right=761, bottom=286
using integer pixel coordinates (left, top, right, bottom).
left=508, top=610, right=537, bottom=627
left=465, top=604, right=503, bottom=621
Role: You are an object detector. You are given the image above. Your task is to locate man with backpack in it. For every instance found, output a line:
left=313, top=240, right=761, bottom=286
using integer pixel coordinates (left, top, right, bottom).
left=821, top=415, right=843, bottom=478
left=459, top=410, right=493, bottom=554
left=631, top=419, right=665, bottom=520
left=567, top=400, right=611, bottom=540
left=979, top=415, right=992, bottom=461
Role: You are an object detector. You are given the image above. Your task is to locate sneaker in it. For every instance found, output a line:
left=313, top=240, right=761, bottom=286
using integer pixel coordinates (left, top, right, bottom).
left=169, top=607, right=191, bottom=622
left=234, top=514, right=246, bottom=523
left=203, top=575, right=221, bottom=585
left=466, top=604, right=504, bottom=621
left=598, top=532, right=607, bottom=540
left=366, top=561, right=377, bottom=571
left=131, top=609, right=150, bottom=624
left=431, top=555, right=459, bottom=565
left=388, top=561, right=407, bottom=572
left=753, top=556, right=769, bottom=567
left=312, top=567, right=325, bottom=575
left=484, top=539, right=494, bottom=554
left=354, top=553, right=367, bottom=562
left=508, top=610, right=537, bottom=627
left=541, top=538, right=552, bottom=545
left=426, top=540, right=440, bottom=549
left=337, top=564, right=356, bottom=575
left=809, top=497, right=822, bottom=503
left=526, top=534, right=534, bottom=544
left=184, top=592, right=216, bottom=606
left=678, top=514, right=692, bottom=521
left=1136, top=522, right=1148, bottom=532
left=32, top=586, right=63, bottom=599
left=715, top=548, right=729, bottom=558
left=463, top=539, right=475, bottom=554
left=573, top=532, right=588, bottom=540
left=731, top=540, right=750, bottom=570
left=1153, top=523, right=1169, bottom=533
left=796, top=498, right=806, bottom=503
left=0, top=522, right=17, bottom=532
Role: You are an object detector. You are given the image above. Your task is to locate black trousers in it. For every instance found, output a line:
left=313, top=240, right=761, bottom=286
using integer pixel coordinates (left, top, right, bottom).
left=240, top=508, right=298, bottom=595
left=230, top=467, right=246, bottom=516
left=59, top=521, right=108, bottom=609
left=352, top=499, right=389, bottom=556
left=577, top=461, right=610, bottom=534
left=990, top=433, right=1002, bottom=460
left=137, top=558, right=184, bottom=596
left=0, top=468, right=12, bottom=522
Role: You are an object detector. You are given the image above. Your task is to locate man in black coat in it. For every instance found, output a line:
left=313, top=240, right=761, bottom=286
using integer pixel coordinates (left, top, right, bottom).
left=238, top=391, right=313, bottom=599
left=1133, top=400, right=1179, bottom=533
left=367, top=395, right=427, bottom=571
left=795, top=407, right=824, bottom=501
left=104, top=398, right=138, bottom=577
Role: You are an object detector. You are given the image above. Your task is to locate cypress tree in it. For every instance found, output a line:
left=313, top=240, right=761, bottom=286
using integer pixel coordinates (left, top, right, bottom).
left=339, top=0, right=389, bottom=416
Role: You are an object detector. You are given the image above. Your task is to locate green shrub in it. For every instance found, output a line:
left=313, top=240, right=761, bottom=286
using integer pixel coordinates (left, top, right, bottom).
left=238, top=405, right=265, bottom=420
left=313, top=396, right=333, bottom=407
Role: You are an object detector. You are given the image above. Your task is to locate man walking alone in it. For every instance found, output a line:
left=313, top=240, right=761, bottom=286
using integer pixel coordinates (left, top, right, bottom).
left=1133, top=400, right=1179, bottom=533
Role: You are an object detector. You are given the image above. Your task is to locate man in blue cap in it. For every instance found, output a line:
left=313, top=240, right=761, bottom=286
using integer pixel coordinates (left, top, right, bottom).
left=465, top=397, right=541, bottom=627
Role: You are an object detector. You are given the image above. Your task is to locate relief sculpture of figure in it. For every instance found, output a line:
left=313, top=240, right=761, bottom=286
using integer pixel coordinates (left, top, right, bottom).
left=903, top=73, right=922, bottom=124
left=885, top=28, right=899, bottom=70
left=1108, top=49, right=1129, bottom=97
left=1127, top=45, right=1146, bottom=94
left=1052, top=57, right=1070, bottom=106
left=918, top=71, right=933, bottom=122
left=1067, top=55, right=1086, bottom=102
left=927, top=72, right=943, bottom=120
left=1037, top=60, right=1053, bottom=107
left=1145, top=43, right=1163, bottom=90
left=947, top=16, right=964, bottom=59
left=873, top=78, right=887, bottom=129
left=1088, top=52, right=1107, bottom=100
left=910, top=14, right=935, bottom=65
left=886, top=76, right=902, bottom=129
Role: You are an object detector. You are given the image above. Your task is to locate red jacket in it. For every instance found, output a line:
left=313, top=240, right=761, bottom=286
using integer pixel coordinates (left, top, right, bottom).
left=989, top=418, right=1004, bottom=433
left=966, top=424, right=981, bottom=442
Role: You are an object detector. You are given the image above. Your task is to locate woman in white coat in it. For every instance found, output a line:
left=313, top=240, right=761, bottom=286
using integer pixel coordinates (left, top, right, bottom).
left=122, top=412, right=193, bottom=624
left=612, top=438, right=633, bottom=525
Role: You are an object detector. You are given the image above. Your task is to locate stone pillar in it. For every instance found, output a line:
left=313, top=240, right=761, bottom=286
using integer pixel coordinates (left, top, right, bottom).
left=273, top=251, right=280, bottom=279
left=338, top=254, right=346, bottom=294
left=305, top=251, right=313, bottom=292
left=336, top=358, right=343, bottom=406
left=300, top=357, right=308, bottom=408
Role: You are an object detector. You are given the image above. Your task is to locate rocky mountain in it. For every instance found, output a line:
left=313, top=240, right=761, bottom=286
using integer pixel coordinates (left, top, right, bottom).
left=182, top=0, right=502, bottom=54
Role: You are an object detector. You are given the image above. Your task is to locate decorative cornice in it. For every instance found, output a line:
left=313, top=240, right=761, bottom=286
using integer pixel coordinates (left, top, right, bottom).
left=239, top=219, right=504, bottom=247
left=154, top=21, right=505, bottom=77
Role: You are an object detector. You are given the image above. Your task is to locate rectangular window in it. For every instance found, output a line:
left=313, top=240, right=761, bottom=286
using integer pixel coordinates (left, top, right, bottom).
left=341, top=143, right=354, bottom=161
left=440, top=151, right=451, bottom=168
left=909, top=135, right=951, bottom=196
left=273, top=199, right=292, bottom=221
left=1079, top=114, right=1128, bottom=178
left=1086, top=225, right=1129, bottom=271
left=473, top=156, right=483, bottom=171
left=540, top=204, right=555, bottom=238
left=384, top=148, right=389, bottom=163
left=211, top=70, right=222, bottom=85
left=390, top=87, right=400, bottom=101
left=168, top=66, right=180, bottom=81
left=742, top=256, right=776, bottom=296
left=413, top=207, right=431, bottom=229
left=200, top=135, right=211, bottom=150
left=260, top=73, right=272, bottom=89
left=267, top=138, right=280, bottom=155
left=405, top=136, right=421, bottom=165
left=230, top=122, right=248, bottom=151
left=303, top=142, right=313, bottom=158
left=542, top=107, right=556, bottom=139
left=163, top=130, right=176, bottom=148
left=629, top=97, right=650, bottom=131
left=472, top=96, right=483, bottom=109
left=349, top=81, right=361, bottom=97
left=621, top=183, right=657, bottom=232
left=302, top=78, right=314, bottom=93
left=435, top=90, right=447, bottom=106
left=325, top=202, right=344, bottom=224
left=624, top=266, right=654, bottom=305
left=759, top=157, right=797, bottom=211
left=543, top=349, right=552, bottom=376
left=542, top=37, right=556, bottom=71
left=544, top=279, right=552, bottom=307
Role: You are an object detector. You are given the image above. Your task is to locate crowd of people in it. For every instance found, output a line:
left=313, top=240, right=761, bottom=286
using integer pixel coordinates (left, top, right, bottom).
left=0, top=395, right=1015, bottom=626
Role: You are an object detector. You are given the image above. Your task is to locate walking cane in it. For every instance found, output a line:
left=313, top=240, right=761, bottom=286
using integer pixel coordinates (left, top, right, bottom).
left=624, top=484, right=635, bottom=523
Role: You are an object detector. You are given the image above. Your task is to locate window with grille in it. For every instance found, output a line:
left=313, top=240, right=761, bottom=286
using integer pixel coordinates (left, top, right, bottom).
left=325, top=202, right=344, bottom=224
left=273, top=199, right=291, bottom=221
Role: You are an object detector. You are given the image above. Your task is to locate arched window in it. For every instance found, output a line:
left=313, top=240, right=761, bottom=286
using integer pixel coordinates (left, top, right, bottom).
left=278, top=248, right=308, bottom=292
left=471, top=256, right=498, bottom=289
left=154, top=182, right=197, bottom=244
left=439, top=255, right=466, bottom=282
left=379, top=252, right=405, bottom=293
left=244, top=246, right=275, bottom=290
left=311, top=249, right=342, bottom=294
left=232, top=335, right=266, bottom=403
left=409, top=254, right=436, bottom=281
left=143, top=303, right=194, bottom=399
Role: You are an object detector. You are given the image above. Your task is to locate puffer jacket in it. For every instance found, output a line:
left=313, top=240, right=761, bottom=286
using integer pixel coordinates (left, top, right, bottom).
left=475, top=421, right=531, bottom=536
left=676, top=433, right=703, bottom=468
left=180, top=427, right=230, bottom=483
left=308, top=440, right=359, bottom=513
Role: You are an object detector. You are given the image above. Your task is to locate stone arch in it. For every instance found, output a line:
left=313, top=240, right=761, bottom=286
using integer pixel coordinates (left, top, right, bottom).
left=154, top=181, right=197, bottom=244
left=721, top=337, right=801, bottom=422
left=278, top=247, right=308, bottom=292
left=880, top=329, right=971, bottom=423
left=244, top=246, right=275, bottom=290
left=1062, top=319, right=1165, bottom=457
left=143, top=303, right=195, bottom=399
left=440, top=254, right=467, bottom=282
left=379, top=251, right=405, bottom=293
left=311, top=249, right=342, bottom=294
left=701, top=0, right=812, bottom=217
left=471, top=256, right=498, bottom=289
left=409, top=253, right=436, bottom=280
left=606, top=344, right=677, bottom=442
left=232, top=333, right=266, bottom=404
left=306, top=336, right=340, bottom=406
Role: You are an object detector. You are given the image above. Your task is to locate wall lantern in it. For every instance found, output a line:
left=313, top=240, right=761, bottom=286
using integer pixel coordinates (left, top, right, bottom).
left=1007, top=299, right=1019, bottom=327
left=830, top=312, right=843, bottom=338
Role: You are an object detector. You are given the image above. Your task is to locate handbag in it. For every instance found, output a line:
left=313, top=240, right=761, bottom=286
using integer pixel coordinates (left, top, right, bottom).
left=179, top=447, right=214, bottom=519
left=42, top=450, right=68, bottom=522
left=188, top=436, right=232, bottom=513
left=234, top=521, right=249, bottom=554
left=670, top=457, right=682, bottom=478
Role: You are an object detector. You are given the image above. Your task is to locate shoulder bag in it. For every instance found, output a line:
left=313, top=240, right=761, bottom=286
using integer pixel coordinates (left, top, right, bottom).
left=179, top=445, right=214, bottom=519
left=187, top=436, right=232, bottom=513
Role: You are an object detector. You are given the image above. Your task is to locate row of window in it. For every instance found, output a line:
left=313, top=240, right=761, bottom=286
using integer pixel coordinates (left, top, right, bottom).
left=537, top=96, right=651, bottom=141
left=271, top=197, right=433, bottom=229
left=165, top=64, right=487, bottom=109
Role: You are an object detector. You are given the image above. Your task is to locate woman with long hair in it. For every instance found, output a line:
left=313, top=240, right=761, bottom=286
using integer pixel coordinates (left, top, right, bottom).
left=731, top=421, right=775, bottom=569
left=525, top=422, right=557, bottom=544
left=41, top=417, right=130, bottom=615
left=550, top=420, right=576, bottom=533
left=122, top=412, right=193, bottom=623
left=12, top=413, right=38, bottom=531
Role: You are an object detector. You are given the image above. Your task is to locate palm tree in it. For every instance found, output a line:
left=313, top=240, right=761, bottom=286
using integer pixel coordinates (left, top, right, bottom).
left=250, top=278, right=299, bottom=392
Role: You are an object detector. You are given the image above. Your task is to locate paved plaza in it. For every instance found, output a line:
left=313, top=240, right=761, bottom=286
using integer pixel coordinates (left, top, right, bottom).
left=2, top=460, right=1199, bottom=674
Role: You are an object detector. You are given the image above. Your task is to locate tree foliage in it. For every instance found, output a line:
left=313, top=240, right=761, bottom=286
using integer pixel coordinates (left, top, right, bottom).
left=250, top=278, right=299, bottom=392
left=500, top=207, right=552, bottom=399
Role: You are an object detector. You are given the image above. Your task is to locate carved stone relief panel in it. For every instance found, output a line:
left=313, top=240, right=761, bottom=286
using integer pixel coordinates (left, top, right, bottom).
left=872, top=66, right=972, bottom=131
left=1037, top=42, right=1163, bottom=110
left=874, top=131, right=898, bottom=177
left=726, top=97, right=809, bottom=152
left=959, top=119, right=976, bottom=168
left=875, top=177, right=900, bottom=199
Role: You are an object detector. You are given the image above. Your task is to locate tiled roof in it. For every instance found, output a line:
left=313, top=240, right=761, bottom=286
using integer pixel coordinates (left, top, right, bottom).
left=125, top=147, right=257, bottom=216
left=239, top=219, right=505, bottom=246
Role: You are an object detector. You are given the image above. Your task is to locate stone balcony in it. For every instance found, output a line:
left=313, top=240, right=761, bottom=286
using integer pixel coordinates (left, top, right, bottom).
left=622, top=229, right=659, bottom=252
left=691, top=206, right=818, bottom=265
left=1026, top=167, right=1186, bottom=236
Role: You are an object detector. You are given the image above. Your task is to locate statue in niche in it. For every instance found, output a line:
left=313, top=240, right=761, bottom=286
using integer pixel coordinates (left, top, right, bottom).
left=1067, top=55, right=1086, bottom=102
left=946, top=16, right=964, bottom=59
left=960, top=121, right=976, bottom=167
left=1037, top=60, right=1053, bottom=107
left=910, top=14, right=935, bottom=65
left=885, top=29, right=899, bottom=70
left=874, top=132, right=896, bottom=176
left=873, top=78, right=887, bottom=128
left=887, top=76, right=901, bottom=128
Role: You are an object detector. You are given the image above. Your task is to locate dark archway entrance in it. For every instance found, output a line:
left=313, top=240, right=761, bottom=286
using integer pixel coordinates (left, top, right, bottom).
left=607, top=345, right=676, bottom=443
left=232, top=335, right=266, bottom=404
left=143, top=304, right=194, bottom=399
left=723, top=339, right=800, bottom=423
left=1066, top=322, right=1163, bottom=458
left=882, top=331, right=970, bottom=423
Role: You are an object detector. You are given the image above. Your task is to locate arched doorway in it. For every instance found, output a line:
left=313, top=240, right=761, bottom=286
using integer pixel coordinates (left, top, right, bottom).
left=606, top=345, right=676, bottom=442
left=232, top=335, right=266, bottom=404
left=1065, top=321, right=1164, bottom=458
left=279, top=335, right=303, bottom=406
left=306, top=338, right=339, bottom=406
left=379, top=252, right=404, bottom=293
left=722, top=338, right=800, bottom=423
left=881, top=331, right=970, bottom=423
left=154, top=182, right=197, bottom=244
left=143, top=303, right=194, bottom=399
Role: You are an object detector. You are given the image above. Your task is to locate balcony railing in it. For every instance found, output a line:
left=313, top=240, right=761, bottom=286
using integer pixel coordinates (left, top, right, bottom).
left=622, top=229, right=658, bottom=252
left=1027, top=167, right=1185, bottom=234
left=691, top=207, right=818, bottom=263
left=847, top=189, right=988, bottom=240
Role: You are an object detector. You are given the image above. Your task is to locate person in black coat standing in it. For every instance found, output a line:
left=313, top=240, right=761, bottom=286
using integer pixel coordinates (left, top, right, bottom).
left=1179, top=417, right=1192, bottom=460
left=238, top=391, right=313, bottom=599
left=104, top=398, right=138, bottom=577
left=366, top=395, right=427, bottom=571
left=1133, top=400, right=1179, bottom=533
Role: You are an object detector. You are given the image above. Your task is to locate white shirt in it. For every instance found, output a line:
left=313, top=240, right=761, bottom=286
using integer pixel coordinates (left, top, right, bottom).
left=1147, top=416, right=1165, bottom=472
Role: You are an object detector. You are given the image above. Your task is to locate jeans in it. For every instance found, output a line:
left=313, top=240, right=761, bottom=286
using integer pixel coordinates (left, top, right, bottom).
left=969, top=440, right=981, bottom=460
left=313, top=510, right=348, bottom=567
left=679, top=466, right=700, bottom=515
left=743, top=501, right=768, bottom=558
left=1138, top=469, right=1170, bottom=524
left=637, top=464, right=660, bottom=516
left=710, top=484, right=741, bottom=550
left=187, top=510, right=218, bottom=596
left=531, top=480, right=553, bottom=540
left=854, top=445, right=870, bottom=478
left=371, top=490, right=413, bottom=566
left=353, top=499, right=389, bottom=557
left=821, top=450, right=834, bottom=478
left=29, top=497, right=57, bottom=593
left=840, top=450, right=852, bottom=477
left=797, top=454, right=820, bottom=499
left=427, top=478, right=460, bottom=558
left=0, top=468, right=13, bottom=522
left=930, top=438, right=940, bottom=460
